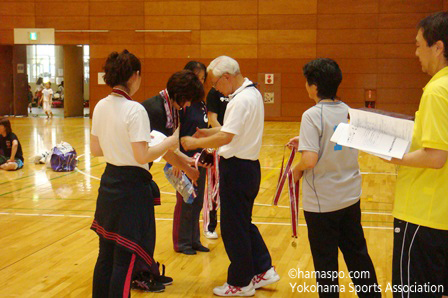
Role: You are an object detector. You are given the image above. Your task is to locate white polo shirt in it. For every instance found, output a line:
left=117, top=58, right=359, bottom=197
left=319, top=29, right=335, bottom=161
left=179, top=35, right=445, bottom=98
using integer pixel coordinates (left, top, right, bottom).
left=91, top=95, right=152, bottom=170
left=219, top=78, right=264, bottom=160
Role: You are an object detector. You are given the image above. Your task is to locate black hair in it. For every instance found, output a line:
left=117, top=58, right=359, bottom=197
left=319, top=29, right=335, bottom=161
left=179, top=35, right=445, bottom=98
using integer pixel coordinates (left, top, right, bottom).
left=418, top=11, right=448, bottom=61
left=36, top=77, right=43, bottom=85
left=103, top=49, right=141, bottom=89
left=183, top=61, right=207, bottom=81
left=167, top=70, right=205, bottom=106
left=0, top=117, right=12, bottom=134
left=302, top=58, right=342, bottom=100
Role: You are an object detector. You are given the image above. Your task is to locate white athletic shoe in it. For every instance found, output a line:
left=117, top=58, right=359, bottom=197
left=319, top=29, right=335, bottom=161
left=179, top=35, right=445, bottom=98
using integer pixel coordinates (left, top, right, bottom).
left=251, top=267, right=280, bottom=289
left=213, top=283, right=255, bottom=296
left=204, top=231, right=219, bottom=239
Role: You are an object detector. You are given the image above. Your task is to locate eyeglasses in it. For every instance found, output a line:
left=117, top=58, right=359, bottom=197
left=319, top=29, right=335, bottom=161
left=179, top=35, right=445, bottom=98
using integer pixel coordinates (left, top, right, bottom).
left=212, top=76, right=223, bottom=89
left=212, top=73, right=228, bottom=89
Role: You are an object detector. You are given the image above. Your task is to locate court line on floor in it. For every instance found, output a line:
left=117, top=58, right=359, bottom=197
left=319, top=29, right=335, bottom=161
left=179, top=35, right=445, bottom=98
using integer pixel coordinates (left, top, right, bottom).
left=0, top=212, right=392, bottom=230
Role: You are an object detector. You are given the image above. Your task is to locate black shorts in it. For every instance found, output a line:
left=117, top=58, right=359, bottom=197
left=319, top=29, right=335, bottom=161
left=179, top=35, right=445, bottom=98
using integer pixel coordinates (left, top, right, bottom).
left=392, top=218, right=448, bottom=297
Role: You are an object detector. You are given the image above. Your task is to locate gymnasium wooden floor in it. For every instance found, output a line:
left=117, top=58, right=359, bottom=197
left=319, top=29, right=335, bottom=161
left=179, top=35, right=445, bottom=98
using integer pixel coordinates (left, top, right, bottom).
left=0, top=117, right=397, bottom=297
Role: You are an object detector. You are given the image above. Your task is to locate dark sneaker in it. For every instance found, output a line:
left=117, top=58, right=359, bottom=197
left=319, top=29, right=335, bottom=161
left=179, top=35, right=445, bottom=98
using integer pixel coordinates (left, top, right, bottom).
left=154, top=262, right=173, bottom=286
left=131, top=272, right=165, bottom=293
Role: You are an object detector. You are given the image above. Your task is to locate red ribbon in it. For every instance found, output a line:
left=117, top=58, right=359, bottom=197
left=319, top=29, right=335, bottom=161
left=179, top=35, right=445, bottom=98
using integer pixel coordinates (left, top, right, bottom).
left=273, top=148, right=300, bottom=238
left=111, top=88, right=132, bottom=101
left=198, top=150, right=220, bottom=231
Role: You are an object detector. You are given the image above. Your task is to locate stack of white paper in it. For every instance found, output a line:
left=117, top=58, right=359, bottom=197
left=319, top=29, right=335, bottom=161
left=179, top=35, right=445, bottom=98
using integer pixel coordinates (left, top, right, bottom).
left=330, top=108, right=414, bottom=160
left=149, top=130, right=167, bottom=162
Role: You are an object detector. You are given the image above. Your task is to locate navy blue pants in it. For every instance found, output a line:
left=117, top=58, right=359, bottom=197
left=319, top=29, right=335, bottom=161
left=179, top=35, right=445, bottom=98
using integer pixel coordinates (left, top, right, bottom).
left=219, top=157, right=272, bottom=287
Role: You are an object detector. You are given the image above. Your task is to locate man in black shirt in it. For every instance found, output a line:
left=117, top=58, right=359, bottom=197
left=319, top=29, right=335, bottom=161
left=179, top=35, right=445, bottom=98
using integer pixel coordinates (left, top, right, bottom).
left=207, top=88, right=228, bottom=128
left=0, top=118, right=24, bottom=171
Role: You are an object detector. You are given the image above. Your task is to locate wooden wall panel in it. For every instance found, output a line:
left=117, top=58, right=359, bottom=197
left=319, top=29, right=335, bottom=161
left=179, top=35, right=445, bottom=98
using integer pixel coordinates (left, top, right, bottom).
left=377, top=59, right=422, bottom=74
left=35, top=17, right=89, bottom=30
left=0, top=30, right=14, bottom=44
left=317, top=45, right=377, bottom=59
left=145, top=45, right=200, bottom=58
left=258, top=0, right=317, bottom=15
left=90, top=45, right=144, bottom=59
left=258, top=15, right=316, bottom=30
left=445, top=0, right=448, bottom=10
left=318, top=0, right=378, bottom=14
left=379, top=13, right=429, bottom=29
left=337, top=59, right=378, bottom=74
left=377, top=74, right=429, bottom=88
left=36, top=2, right=89, bottom=16
left=318, top=29, right=378, bottom=44
left=201, top=16, right=258, bottom=30
left=379, top=0, right=443, bottom=13
left=145, top=16, right=200, bottom=30
left=0, top=2, right=35, bottom=16
left=90, top=17, right=144, bottom=30
left=377, top=44, right=416, bottom=58
left=201, top=30, right=257, bottom=45
left=282, top=88, right=311, bottom=103
left=144, top=31, right=200, bottom=45
left=145, top=1, right=200, bottom=15
left=55, top=32, right=89, bottom=45
left=90, top=31, right=145, bottom=45
left=338, top=89, right=366, bottom=103
left=377, top=89, right=422, bottom=104
left=201, top=1, right=258, bottom=15
left=143, top=58, right=192, bottom=73
left=378, top=29, right=416, bottom=44
left=0, top=17, right=35, bottom=29
left=339, top=74, right=377, bottom=89
left=2, top=0, right=443, bottom=119
left=259, top=30, right=316, bottom=44
left=90, top=2, right=144, bottom=16
left=318, top=14, right=378, bottom=29
left=201, top=45, right=257, bottom=59
left=258, top=59, right=310, bottom=73
left=281, top=73, right=306, bottom=88
left=259, top=44, right=316, bottom=59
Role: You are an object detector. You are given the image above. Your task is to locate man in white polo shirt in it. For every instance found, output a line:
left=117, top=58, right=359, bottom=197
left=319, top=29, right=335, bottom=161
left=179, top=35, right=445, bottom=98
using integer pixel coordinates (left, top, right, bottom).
left=181, top=56, right=279, bottom=296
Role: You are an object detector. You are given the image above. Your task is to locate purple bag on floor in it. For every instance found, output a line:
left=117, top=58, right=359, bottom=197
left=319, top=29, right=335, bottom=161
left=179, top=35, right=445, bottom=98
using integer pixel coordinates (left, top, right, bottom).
left=47, top=142, right=77, bottom=172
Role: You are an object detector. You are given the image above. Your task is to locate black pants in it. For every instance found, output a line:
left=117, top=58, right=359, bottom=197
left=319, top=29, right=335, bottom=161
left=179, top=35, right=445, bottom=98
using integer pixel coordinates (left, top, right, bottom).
left=207, top=205, right=218, bottom=233
left=220, top=157, right=272, bottom=287
left=304, top=201, right=380, bottom=298
left=93, top=238, right=136, bottom=298
left=173, top=167, right=206, bottom=251
left=392, top=219, right=448, bottom=298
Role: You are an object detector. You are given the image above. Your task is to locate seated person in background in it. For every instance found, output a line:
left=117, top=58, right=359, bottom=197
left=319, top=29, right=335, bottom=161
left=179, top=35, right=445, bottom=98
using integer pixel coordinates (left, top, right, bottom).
left=0, top=117, right=24, bottom=171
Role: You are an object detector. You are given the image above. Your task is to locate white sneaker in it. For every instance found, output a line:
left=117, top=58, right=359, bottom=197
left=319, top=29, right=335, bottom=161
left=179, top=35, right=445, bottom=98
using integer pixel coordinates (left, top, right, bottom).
left=204, top=231, right=219, bottom=239
left=213, top=282, right=255, bottom=296
left=251, top=267, right=280, bottom=289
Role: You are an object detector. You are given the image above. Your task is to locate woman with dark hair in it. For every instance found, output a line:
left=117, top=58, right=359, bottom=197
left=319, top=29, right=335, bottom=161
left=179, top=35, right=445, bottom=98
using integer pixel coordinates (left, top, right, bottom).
left=171, top=61, right=210, bottom=255
left=130, top=68, right=205, bottom=291
left=0, top=117, right=24, bottom=171
left=90, top=49, right=178, bottom=297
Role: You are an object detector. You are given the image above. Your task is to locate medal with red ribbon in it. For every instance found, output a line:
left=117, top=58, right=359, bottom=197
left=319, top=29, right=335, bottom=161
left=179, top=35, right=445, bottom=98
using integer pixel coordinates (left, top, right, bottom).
left=193, top=149, right=220, bottom=231
left=273, top=147, right=300, bottom=244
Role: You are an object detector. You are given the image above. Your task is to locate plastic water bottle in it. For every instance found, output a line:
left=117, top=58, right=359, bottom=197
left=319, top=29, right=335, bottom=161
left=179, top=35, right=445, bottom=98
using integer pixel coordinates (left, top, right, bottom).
left=163, top=163, right=195, bottom=204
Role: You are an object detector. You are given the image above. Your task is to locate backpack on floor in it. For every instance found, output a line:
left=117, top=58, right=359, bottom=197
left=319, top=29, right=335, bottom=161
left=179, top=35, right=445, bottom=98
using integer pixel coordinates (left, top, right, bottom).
left=46, top=142, right=77, bottom=172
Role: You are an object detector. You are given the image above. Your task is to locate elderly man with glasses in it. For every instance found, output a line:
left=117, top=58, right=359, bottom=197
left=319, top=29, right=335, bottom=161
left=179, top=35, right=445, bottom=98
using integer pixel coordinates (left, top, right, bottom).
left=181, top=56, right=280, bottom=296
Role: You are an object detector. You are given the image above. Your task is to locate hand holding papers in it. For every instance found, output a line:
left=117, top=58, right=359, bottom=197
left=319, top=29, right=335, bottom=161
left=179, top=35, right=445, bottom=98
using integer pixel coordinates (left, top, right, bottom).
left=331, top=108, right=414, bottom=160
left=149, top=130, right=167, bottom=162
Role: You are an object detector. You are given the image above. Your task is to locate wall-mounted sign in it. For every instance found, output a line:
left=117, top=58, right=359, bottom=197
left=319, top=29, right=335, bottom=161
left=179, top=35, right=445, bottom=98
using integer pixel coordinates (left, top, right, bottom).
left=98, top=72, right=106, bottom=85
left=17, top=64, right=25, bottom=74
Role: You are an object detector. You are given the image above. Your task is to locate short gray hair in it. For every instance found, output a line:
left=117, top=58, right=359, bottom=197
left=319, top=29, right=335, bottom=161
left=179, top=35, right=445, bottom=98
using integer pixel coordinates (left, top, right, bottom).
left=207, top=56, right=240, bottom=77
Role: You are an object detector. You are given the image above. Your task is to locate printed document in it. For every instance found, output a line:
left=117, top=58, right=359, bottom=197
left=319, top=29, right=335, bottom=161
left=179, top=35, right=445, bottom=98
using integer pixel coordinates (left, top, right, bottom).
left=330, top=108, right=414, bottom=160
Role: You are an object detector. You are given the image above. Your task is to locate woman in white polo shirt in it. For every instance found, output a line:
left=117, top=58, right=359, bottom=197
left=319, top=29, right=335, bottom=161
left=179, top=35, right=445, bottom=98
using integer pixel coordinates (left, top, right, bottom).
left=90, top=50, right=177, bottom=297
